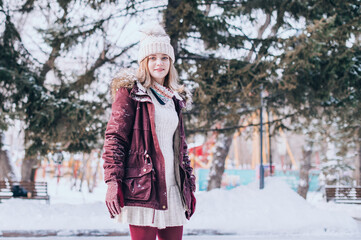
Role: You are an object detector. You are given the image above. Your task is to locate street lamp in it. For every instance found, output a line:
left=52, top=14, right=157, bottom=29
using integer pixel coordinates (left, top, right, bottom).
left=260, top=85, right=264, bottom=189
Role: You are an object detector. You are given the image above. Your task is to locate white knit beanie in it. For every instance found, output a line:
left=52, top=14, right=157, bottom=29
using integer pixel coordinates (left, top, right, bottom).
left=138, top=24, right=175, bottom=64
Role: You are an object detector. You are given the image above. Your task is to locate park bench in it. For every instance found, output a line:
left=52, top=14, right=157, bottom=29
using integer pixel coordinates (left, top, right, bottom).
left=324, top=185, right=361, bottom=204
left=0, top=181, right=50, bottom=204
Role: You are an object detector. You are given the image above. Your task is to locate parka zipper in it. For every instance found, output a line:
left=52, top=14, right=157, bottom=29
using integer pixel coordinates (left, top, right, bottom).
left=174, top=126, right=189, bottom=212
left=152, top=208, right=155, bottom=224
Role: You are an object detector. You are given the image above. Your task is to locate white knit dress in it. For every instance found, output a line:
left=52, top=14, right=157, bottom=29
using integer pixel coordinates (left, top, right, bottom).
left=116, top=89, right=186, bottom=229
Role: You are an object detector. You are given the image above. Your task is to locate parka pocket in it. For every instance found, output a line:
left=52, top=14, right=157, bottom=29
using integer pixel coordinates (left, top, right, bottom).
left=179, top=166, right=192, bottom=212
left=123, top=165, right=154, bottom=201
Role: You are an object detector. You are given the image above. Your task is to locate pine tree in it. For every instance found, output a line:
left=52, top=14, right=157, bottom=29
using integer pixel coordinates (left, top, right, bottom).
left=163, top=0, right=361, bottom=191
left=270, top=1, right=361, bottom=190
left=163, top=0, right=272, bottom=190
left=0, top=0, right=141, bottom=181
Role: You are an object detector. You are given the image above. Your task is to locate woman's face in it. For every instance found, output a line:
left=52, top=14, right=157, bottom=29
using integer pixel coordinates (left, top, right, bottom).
left=147, top=53, right=170, bottom=85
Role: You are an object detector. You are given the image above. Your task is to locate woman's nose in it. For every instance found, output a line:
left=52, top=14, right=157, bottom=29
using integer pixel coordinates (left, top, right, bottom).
left=156, top=58, right=162, bottom=65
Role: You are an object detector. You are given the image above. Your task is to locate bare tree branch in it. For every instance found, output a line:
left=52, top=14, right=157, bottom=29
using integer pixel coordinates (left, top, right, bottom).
left=70, top=42, right=138, bottom=92
left=187, top=112, right=297, bottom=134
left=246, top=13, right=271, bottom=61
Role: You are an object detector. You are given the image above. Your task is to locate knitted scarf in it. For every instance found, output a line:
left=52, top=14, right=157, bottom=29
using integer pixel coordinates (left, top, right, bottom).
left=150, top=81, right=174, bottom=105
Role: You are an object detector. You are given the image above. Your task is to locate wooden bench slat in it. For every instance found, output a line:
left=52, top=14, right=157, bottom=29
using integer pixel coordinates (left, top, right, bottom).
left=325, top=186, right=361, bottom=204
left=0, top=181, right=50, bottom=204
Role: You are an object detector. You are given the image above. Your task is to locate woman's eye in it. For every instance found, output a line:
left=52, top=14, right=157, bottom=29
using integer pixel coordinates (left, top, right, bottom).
left=162, top=57, right=169, bottom=60
left=149, top=57, right=156, bottom=60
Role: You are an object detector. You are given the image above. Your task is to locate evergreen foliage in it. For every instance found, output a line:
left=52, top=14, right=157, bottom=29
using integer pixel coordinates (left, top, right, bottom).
left=0, top=0, right=135, bottom=156
left=1, top=0, right=360, bottom=185
left=163, top=0, right=361, bottom=188
left=0, top=8, right=40, bottom=132
left=268, top=2, right=361, bottom=180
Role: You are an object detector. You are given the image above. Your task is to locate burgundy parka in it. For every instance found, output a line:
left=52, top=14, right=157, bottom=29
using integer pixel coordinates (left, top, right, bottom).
left=102, top=69, right=196, bottom=219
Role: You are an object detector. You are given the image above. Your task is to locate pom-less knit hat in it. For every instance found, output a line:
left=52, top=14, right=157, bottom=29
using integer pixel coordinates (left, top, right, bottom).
left=138, top=24, right=175, bottom=64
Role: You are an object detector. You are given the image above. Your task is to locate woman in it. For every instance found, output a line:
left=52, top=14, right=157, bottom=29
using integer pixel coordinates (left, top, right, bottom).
left=102, top=24, right=196, bottom=240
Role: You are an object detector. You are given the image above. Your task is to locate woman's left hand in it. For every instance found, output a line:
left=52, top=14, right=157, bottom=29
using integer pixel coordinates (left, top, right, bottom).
left=190, top=191, right=196, bottom=217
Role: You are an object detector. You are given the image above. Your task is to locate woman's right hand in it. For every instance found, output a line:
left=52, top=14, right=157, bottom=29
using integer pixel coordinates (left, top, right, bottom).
left=105, top=181, right=124, bottom=218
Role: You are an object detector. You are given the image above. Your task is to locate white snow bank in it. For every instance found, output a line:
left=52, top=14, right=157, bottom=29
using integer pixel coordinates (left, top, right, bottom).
left=307, top=191, right=361, bottom=221
left=0, top=199, right=123, bottom=231
left=188, top=178, right=360, bottom=235
left=0, top=178, right=359, bottom=237
left=0, top=179, right=124, bottom=231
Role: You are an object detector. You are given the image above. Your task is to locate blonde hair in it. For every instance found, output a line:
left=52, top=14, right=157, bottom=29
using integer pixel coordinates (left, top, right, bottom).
left=136, top=57, right=184, bottom=93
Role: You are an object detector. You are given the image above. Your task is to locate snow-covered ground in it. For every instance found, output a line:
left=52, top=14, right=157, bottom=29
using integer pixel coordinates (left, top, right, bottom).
left=0, top=177, right=360, bottom=239
left=1, top=235, right=361, bottom=240
left=307, top=190, right=361, bottom=221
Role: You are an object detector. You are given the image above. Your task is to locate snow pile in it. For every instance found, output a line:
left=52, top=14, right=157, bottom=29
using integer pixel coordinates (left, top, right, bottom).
left=307, top=191, right=361, bottom=220
left=0, top=200, right=122, bottom=231
left=188, top=178, right=360, bottom=235
left=0, top=179, right=123, bottom=231
left=0, top=178, right=359, bottom=237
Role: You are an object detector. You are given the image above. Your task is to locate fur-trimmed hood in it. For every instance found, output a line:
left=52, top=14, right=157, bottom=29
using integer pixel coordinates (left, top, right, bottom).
left=110, top=68, right=192, bottom=109
left=110, top=68, right=138, bottom=100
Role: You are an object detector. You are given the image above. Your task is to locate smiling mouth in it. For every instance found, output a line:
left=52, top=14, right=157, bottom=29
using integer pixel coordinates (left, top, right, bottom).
left=154, top=69, right=164, bottom=72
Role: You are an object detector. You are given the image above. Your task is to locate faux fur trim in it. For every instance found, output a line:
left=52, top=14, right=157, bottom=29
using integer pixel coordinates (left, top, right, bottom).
left=176, top=86, right=193, bottom=110
left=110, top=68, right=192, bottom=108
left=110, top=68, right=137, bottom=101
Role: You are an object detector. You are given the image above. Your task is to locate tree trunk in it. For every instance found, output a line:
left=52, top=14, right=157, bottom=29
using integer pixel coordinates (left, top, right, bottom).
left=79, top=153, right=91, bottom=192
left=0, top=149, right=17, bottom=182
left=0, top=134, right=17, bottom=182
left=297, top=142, right=313, bottom=199
left=88, top=152, right=101, bottom=193
left=207, top=129, right=234, bottom=191
left=21, top=156, right=38, bottom=182
left=357, top=141, right=361, bottom=185
left=267, top=108, right=273, bottom=175
left=164, top=0, right=182, bottom=60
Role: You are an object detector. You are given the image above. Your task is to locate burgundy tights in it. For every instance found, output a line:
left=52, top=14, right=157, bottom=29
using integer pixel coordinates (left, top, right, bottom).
left=129, top=225, right=183, bottom=240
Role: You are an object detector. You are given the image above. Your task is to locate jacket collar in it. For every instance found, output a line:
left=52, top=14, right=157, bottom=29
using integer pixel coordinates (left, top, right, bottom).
left=130, top=81, right=186, bottom=109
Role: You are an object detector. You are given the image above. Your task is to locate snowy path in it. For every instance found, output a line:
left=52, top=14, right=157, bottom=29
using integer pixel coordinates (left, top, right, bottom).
left=1, top=235, right=361, bottom=240
left=1, top=179, right=361, bottom=239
